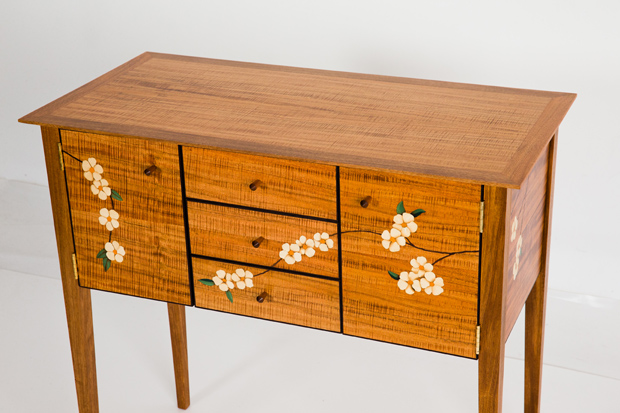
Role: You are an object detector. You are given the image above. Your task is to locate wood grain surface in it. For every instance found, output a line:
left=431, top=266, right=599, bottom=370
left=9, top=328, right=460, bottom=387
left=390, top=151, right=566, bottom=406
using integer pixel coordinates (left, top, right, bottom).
left=42, top=127, right=99, bottom=413
left=61, top=130, right=191, bottom=304
left=188, top=202, right=339, bottom=278
left=504, top=145, right=549, bottom=338
left=340, top=168, right=481, bottom=358
left=19, top=52, right=576, bottom=188
left=183, top=146, right=337, bottom=219
left=193, top=259, right=340, bottom=331
left=478, top=186, right=511, bottom=412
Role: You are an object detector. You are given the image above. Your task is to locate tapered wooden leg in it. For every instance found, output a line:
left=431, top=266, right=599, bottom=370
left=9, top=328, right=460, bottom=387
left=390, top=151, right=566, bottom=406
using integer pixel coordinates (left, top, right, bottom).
left=524, top=270, right=548, bottom=412
left=479, top=186, right=511, bottom=413
left=168, top=303, right=190, bottom=409
left=524, top=133, right=557, bottom=412
left=42, top=126, right=99, bottom=412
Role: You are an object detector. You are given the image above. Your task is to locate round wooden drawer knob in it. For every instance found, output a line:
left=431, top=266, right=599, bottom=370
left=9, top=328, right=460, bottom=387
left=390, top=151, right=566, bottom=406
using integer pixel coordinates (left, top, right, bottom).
left=144, top=165, right=159, bottom=176
left=360, top=196, right=372, bottom=208
left=256, top=292, right=268, bottom=303
left=249, top=180, right=263, bottom=191
left=252, top=237, right=265, bottom=248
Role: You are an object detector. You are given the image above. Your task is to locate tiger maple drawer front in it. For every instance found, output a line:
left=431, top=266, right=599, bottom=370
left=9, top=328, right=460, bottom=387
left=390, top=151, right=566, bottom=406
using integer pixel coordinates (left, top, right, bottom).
left=340, top=168, right=481, bottom=358
left=188, top=202, right=339, bottom=278
left=61, top=130, right=191, bottom=304
left=193, top=259, right=340, bottom=331
left=182, top=146, right=337, bottom=220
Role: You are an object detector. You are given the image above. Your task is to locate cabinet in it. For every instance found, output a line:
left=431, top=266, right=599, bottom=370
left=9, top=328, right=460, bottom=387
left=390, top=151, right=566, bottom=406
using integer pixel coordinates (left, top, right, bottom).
left=19, top=52, right=575, bottom=412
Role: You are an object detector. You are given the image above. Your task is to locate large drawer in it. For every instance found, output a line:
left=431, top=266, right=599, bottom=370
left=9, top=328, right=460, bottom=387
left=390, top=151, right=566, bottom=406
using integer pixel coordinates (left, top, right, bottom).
left=339, top=168, right=481, bottom=358
left=183, top=146, right=337, bottom=220
left=193, top=258, right=340, bottom=332
left=188, top=202, right=339, bottom=278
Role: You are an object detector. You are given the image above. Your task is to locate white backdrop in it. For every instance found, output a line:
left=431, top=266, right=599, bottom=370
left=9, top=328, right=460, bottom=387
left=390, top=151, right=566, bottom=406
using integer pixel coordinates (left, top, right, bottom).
left=2, top=0, right=619, bottom=301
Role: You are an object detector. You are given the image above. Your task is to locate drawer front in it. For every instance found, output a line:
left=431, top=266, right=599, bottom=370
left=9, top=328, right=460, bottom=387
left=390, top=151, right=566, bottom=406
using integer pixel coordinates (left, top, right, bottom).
left=61, top=130, right=190, bottom=304
left=183, top=146, right=337, bottom=220
left=340, top=168, right=481, bottom=358
left=193, top=259, right=340, bottom=331
left=188, top=202, right=339, bottom=278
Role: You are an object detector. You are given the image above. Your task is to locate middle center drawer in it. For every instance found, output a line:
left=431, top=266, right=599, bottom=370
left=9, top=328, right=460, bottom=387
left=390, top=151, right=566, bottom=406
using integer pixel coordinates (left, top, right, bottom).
left=188, top=202, right=339, bottom=278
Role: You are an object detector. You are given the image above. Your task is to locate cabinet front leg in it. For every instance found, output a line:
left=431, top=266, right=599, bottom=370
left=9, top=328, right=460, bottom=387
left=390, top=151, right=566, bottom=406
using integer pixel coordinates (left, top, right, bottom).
left=168, top=303, right=190, bottom=409
left=63, top=281, right=99, bottom=413
left=479, top=186, right=510, bottom=413
left=41, top=126, right=99, bottom=412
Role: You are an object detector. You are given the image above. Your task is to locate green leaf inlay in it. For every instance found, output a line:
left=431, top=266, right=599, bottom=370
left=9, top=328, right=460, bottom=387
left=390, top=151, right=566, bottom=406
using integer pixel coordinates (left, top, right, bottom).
left=225, top=290, right=233, bottom=303
left=411, top=209, right=426, bottom=217
left=388, top=270, right=400, bottom=280
left=199, top=279, right=215, bottom=286
left=96, top=248, right=107, bottom=259
left=103, top=256, right=111, bottom=271
left=396, top=201, right=405, bottom=214
left=110, top=189, right=123, bottom=201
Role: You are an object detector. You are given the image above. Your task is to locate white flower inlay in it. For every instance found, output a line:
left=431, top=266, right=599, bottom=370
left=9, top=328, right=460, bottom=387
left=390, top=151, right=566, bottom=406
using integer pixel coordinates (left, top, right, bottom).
left=313, top=232, right=334, bottom=252
left=392, top=212, right=418, bottom=237
left=511, top=216, right=518, bottom=242
left=421, top=272, right=444, bottom=296
left=231, top=268, right=254, bottom=290
left=280, top=243, right=302, bottom=264
left=98, top=208, right=119, bottom=231
left=381, top=228, right=406, bottom=252
left=91, top=179, right=112, bottom=200
left=397, top=271, right=422, bottom=295
left=513, top=235, right=523, bottom=279
left=213, top=269, right=235, bottom=292
left=410, top=256, right=433, bottom=277
left=296, top=236, right=316, bottom=258
left=82, top=158, right=103, bottom=182
left=105, top=241, right=125, bottom=263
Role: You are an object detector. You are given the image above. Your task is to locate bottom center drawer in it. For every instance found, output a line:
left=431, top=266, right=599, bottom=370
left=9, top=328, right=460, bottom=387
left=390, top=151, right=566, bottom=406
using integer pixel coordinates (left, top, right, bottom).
left=193, top=259, right=341, bottom=332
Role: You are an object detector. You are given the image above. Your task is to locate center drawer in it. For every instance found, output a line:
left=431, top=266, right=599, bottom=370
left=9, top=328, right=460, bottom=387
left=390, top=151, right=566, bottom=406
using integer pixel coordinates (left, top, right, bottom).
left=188, top=202, right=339, bottom=278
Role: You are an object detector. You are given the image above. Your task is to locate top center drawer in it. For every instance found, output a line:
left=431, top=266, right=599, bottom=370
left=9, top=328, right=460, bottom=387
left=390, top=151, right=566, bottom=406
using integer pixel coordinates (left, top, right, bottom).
left=183, top=147, right=337, bottom=220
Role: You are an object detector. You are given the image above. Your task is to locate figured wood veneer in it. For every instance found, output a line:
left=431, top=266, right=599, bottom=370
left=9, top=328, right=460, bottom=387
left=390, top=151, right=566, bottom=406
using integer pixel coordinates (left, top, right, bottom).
left=19, top=52, right=576, bottom=188
left=62, top=130, right=190, bottom=304
left=183, top=147, right=337, bottom=219
left=504, top=146, right=549, bottom=339
left=340, top=168, right=481, bottom=358
left=193, top=259, right=340, bottom=332
left=188, top=202, right=339, bottom=278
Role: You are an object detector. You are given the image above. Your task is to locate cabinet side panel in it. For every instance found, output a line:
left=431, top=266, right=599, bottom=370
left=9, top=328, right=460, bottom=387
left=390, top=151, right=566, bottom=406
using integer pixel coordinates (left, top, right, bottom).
left=340, top=169, right=480, bottom=358
left=62, top=130, right=190, bottom=304
left=503, top=145, right=550, bottom=338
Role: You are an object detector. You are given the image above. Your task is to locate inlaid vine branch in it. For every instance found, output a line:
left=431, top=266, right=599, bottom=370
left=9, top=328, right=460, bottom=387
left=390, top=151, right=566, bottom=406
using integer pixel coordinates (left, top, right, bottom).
left=334, top=229, right=477, bottom=265
left=63, top=149, right=125, bottom=271
left=345, top=200, right=479, bottom=297
left=198, top=232, right=335, bottom=303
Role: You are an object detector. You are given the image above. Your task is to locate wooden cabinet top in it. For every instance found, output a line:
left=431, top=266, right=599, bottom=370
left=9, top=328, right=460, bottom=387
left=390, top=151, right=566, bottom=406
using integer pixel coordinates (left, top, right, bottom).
left=19, top=52, right=575, bottom=188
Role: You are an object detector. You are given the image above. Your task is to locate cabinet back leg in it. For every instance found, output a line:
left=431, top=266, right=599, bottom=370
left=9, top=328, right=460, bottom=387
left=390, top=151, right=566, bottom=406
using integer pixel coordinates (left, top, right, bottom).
left=168, top=303, right=190, bottom=409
